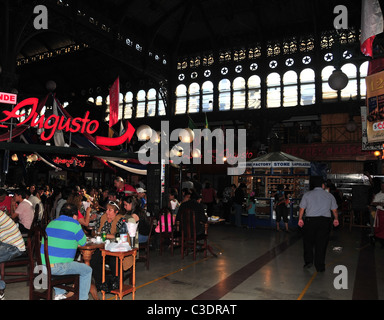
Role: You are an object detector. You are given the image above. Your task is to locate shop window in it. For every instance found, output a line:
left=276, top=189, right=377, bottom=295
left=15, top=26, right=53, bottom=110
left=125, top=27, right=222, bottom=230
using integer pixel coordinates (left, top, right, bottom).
left=175, top=84, right=187, bottom=114
left=188, top=82, right=200, bottom=113
left=283, top=70, right=298, bottom=107
left=248, top=75, right=261, bottom=109
left=218, top=78, right=231, bottom=111
left=321, top=65, right=337, bottom=102
left=147, top=88, right=157, bottom=117
left=340, top=63, right=357, bottom=101
left=266, top=72, right=281, bottom=108
left=232, top=77, right=246, bottom=110
left=136, top=90, right=146, bottom=118
left=202, top=81, right=214, bottom=112
left=300, top=68, right=316, bottom=105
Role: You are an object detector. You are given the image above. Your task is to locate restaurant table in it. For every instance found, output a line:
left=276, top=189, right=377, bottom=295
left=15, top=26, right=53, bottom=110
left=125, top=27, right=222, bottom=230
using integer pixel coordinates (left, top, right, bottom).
left=101, top=248, right=137, bottom=300
left=78, top=241, right=105, bottom=300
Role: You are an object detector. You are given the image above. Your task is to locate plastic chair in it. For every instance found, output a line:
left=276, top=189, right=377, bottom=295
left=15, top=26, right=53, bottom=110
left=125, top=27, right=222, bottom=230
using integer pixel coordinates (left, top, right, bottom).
left=158, top=212, right=176, bottom=256
left=137, top=217, right=154, bottom=270
left=29, top=224, right=80, bottom=300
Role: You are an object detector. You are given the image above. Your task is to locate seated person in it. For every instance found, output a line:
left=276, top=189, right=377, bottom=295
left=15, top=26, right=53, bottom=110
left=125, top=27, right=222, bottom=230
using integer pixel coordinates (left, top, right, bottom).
left=176, top=191, right=208, bottom=238
left=42, top=203, right=92, bottom=300
left=0, top=189, right=13, bottom=215
left=90, top=201, right=128, bottom=291
left=121, top=195, right=148, bottom=244
left=0, top=209, right=26, bottom=300
left=12, top=188, right=34, bottom=233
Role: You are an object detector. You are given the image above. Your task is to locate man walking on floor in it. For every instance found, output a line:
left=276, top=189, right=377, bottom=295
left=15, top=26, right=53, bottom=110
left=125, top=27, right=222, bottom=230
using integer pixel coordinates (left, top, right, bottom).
left=298, top=176, right=339, bottom=272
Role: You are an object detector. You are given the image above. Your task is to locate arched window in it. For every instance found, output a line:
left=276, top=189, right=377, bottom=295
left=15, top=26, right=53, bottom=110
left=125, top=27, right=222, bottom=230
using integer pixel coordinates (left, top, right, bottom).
left=95, top=96, right=103, bottom=106
left=175, top=84, right=187, bottom=114
left=136, top=90, right=146, bottom=118
left=104, top=93, right=124, bottom=121
left=147, top=88, right=157, bottom=117
left=321, top=66, right=337, bottom=102
left=105, top=95, right=110, bottom=122
left=300, top=68, right=316, bottom=105
left=202, top=81, right=214, bottom=112
left=359, top=61, right=369, bottom=99
left=188, top=82, right=200, bottom=113
left=283, top=70, right=298, bottom=107
left=218, top=79, right=231, bottom=111
left=340, top=63, right=358, bottom=101
left=266, top=72, right=281, bottom=108
left=232, top=77, right=246, bottom=109
left=248, top=75, right=261, bottom=109
left=158, top=91, right=166, bottom=116
left=124, top=92, right=133, bottom=119
left=118, top=93, right=124, bottom=119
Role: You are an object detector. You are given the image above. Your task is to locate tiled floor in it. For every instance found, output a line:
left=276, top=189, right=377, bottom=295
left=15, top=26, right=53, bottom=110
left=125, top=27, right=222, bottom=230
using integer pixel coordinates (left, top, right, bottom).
left=2, top=223, right=384, bottom=302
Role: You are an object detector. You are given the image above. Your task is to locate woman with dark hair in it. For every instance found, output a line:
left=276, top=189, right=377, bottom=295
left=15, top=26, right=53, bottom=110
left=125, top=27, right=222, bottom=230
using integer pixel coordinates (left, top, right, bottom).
left=122, top=195, right=151, bottom=244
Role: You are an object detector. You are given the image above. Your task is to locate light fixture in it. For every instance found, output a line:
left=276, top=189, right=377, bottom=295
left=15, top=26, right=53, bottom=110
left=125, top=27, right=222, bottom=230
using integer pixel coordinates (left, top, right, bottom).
left=374, top=150, right=381, bottom=157
left=11, top=154, right=18, bottom=161
left=328, top=69, right=348, bottom=91
left=345, top=115, right=357, bottom=133
left=179, top=128, right=194, bottom=143
left=136, top=125, right=153, bottom=141
left=191, top=148, right=201, bottom=159
left=46, top=80, right=57, bottom=92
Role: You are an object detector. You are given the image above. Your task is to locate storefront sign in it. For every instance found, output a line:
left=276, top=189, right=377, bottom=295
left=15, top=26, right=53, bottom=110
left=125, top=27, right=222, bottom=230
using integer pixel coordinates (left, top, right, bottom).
left=0, top=97, right=135, bottom=146
left=0, top=92, right=17, bottom=105
left=366, top=70, right=384, bottom=143
left=53, top=156, right=86, bottom=168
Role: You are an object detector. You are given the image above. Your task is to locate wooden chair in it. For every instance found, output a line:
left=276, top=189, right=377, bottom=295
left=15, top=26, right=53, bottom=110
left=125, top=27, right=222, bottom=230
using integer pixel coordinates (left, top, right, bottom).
left=180, top=208, right=208, bottom=261
left=158, top=212, right=176, bottom=256
left=0, top=204, right=41, bottom=284
left=137, top=217, right=154, bottom=270
left=29, top=224, right=80, bottom=300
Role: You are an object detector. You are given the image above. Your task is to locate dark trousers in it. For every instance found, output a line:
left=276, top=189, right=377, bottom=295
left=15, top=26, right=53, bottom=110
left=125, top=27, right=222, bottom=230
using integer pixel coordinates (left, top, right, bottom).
left=302, top=216, right=332, bottom=271
left=90, top=249, right=118, bottom=287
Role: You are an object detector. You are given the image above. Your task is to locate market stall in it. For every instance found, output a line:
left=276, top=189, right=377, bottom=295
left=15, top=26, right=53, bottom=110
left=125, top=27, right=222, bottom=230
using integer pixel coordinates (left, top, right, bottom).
left=233, top=151, right=311, bottom=227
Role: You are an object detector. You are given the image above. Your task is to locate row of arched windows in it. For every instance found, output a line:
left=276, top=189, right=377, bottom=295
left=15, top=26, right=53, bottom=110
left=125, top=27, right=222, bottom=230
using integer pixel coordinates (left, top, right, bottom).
left=98, top=62, right=368, bottom=121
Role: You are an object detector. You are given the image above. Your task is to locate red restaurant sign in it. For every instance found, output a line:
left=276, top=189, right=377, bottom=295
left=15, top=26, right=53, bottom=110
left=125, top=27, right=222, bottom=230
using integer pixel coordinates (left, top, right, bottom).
left=0, top=92, right=17, bottom=105
left=0, top=97, right=135, bottom=146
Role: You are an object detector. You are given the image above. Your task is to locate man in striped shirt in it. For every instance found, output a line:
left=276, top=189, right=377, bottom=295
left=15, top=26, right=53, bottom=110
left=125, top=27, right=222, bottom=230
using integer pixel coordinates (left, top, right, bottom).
left=0, top=210, right=26, bottom=300
left=42, top=203, right=92, bottom=300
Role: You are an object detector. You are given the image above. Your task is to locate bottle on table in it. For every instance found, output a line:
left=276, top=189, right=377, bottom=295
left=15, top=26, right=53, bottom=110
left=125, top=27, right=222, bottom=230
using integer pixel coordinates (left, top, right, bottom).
left=115, top=227, right=120, bottom=243
left=120, top=218, right=128, bottom=243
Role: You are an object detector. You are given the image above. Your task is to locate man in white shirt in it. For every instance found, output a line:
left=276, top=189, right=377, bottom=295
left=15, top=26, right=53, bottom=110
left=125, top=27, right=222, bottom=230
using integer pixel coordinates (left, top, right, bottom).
left=27, top=189, right=44, bottom=221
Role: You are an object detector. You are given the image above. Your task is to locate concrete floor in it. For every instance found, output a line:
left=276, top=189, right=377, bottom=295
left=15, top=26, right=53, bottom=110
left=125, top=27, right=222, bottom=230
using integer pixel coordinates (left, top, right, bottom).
left=2, top=223, right=384, bottom=303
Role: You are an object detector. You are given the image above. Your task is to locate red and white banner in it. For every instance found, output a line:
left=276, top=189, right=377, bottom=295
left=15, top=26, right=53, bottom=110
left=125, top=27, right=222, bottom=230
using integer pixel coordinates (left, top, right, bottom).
left=109, top=77, right=120, bottom=128
left=0, top=92, right=17, bottom=105
left=361, top=0, right=384, bottom=57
